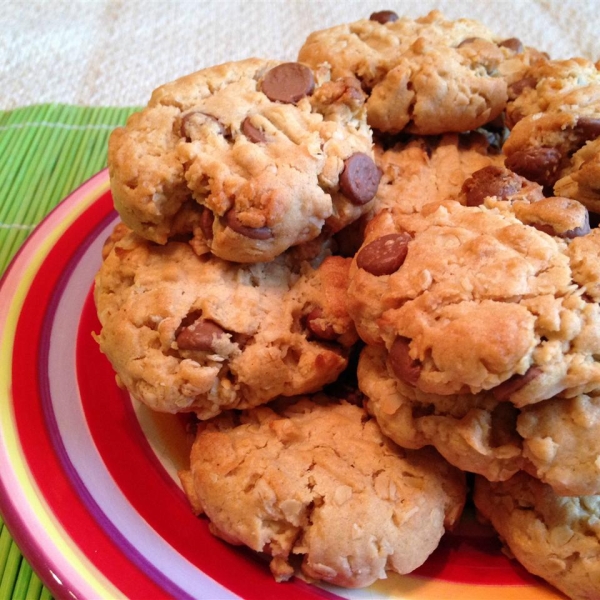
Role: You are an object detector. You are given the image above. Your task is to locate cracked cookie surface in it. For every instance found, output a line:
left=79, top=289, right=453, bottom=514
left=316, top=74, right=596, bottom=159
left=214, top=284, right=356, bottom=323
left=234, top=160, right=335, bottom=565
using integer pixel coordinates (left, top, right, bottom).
left=347, top=201, right=600, bottom=404
left=474, top=472, right=600, bottom=600
left=179, top=397, right=466, bottom=588
left=108, top=58, right=378, bottom=263
left=299, top=10, right=544, bottom=135
left=94, top=227, right=357, bottom=419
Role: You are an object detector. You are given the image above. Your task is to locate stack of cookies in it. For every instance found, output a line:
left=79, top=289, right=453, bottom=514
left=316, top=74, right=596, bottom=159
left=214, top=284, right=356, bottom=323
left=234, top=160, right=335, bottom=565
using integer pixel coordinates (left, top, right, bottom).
left=94, top=9, right=600, bottom=598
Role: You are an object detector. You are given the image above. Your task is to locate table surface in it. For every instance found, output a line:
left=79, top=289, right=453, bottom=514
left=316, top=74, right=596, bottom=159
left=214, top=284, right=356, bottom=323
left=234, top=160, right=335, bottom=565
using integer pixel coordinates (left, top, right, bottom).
left=3, top=0, right=600, bottom=110
left=1, top=1, right=599, bottom=598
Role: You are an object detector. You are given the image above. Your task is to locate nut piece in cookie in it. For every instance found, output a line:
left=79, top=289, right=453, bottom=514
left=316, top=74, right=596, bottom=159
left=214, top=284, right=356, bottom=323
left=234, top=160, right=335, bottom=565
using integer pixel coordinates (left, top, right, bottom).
left=299, top=10, right=545, bottom=135
left=179, top=397, right=466, bottom=588
left=347, top=202, right=600, bottom=404
left=94, top=228, right=357, bottom=419
left=108, top=58, right=379, bottom=263
left=474, top=472, right=600, bottom=600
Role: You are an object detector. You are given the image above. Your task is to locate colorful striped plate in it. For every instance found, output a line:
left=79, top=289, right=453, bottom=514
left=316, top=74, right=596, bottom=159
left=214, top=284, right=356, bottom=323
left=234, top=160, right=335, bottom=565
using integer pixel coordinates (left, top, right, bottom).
left=0, top=170, right=563, bottom=599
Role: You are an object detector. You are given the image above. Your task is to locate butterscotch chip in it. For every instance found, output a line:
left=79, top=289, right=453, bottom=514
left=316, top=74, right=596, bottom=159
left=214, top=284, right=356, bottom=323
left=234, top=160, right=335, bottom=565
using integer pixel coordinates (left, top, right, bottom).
left=474, top=473, right=600, bottom=600
left=108, top=58, right=377, bottom=263
left=347, top=202, right=600, bottom=404
left=179, top=397, right=466, bottom=588
left=299, top=10, right=545, bottom=135
left=94, top=228, right=357, bottom=419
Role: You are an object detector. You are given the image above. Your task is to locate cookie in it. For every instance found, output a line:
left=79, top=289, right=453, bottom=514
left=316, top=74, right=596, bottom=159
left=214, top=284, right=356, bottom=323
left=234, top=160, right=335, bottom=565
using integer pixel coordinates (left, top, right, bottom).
left=179, top=397, right=466, bottom=588
left=518, top=393, right=600, bottom=496
left=373, top=132, right=505, bottom=216
left=359, top=345, right=600, bottom=495
left=474, top=472, right=600, bottom=600
left=567, top=228, right=600, bottom=302
left=554, top=137, right=600, bottom=214
left=347, top=201, right=600, bottom=404
left=358, top=344, right=524, bottom=482
left=94, top=227, right=357, bottom=419
left=298, top=10, right=544, bottom=135
left=108, top=58, right=379, bottom=263
left=503, top=58, right=600, bottom=198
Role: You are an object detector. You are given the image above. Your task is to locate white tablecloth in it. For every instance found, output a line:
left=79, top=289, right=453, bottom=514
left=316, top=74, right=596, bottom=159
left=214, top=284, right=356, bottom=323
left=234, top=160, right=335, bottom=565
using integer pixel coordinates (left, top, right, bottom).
left=3, top=0, right=599, bottom=110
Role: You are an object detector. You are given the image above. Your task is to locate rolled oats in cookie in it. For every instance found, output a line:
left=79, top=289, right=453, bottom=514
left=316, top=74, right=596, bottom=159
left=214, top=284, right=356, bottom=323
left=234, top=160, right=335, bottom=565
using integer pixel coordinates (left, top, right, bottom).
left=568, top=228, right=600, bottom=302
left=347, top=201, right=600, bottom=404
left=93, top=227, right=357, bottom=419
left=178, top=397, right=466, bottom=588
left=358, top=345, right=525, bottom=482
left=359, top=345, right=600, bottom=495
left=555, top=137, right=600, bottom=214
left=108, top=58, right=379, bottom=263
left=474, top=472, right=600, bottom=600
left=298, top=10, right=545, bottom=135
left=373, top=132, right=505, bottom=216
left=518, top=392, right=600, bottom=496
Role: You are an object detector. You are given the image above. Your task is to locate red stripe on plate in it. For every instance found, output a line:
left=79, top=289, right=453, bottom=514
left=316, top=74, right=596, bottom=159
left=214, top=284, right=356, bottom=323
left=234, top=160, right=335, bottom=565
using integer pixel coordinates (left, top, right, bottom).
left=76, top=250, right=344, bottom=600
left=12, top=190, right=169, bottom=599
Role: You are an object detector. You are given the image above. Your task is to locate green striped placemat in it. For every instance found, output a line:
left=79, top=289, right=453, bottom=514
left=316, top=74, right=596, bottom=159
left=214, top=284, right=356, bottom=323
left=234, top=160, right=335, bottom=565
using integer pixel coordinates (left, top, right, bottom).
left=0, top=103, right=140, bottom=600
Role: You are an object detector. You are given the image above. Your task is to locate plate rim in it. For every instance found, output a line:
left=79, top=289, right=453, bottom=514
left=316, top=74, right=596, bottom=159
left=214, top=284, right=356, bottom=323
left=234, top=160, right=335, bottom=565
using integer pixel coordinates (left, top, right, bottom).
left=0, top=168, right=562, bottom=600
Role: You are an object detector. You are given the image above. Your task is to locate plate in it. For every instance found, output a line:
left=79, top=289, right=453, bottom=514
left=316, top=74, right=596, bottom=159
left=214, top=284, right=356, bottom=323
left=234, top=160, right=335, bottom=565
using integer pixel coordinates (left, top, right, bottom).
left=0, top=169, right=562, bottom=599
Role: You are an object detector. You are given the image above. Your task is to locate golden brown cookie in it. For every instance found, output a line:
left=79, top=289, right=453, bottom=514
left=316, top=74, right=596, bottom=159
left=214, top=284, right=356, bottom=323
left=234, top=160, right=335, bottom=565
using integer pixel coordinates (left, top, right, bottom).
left=359, top=345, right=600, bottom=496
left=299, top=10, right=544, bottom=135
left=373, top=132, right=505, bottom=216
left=94, top=227, right=357, bottom=419
left=108, top=58, right=379, bottom=263
left=474, top=472, right=600, bottom=600
left=347, top=201, right=600, bottom=405
left=179, top=397, right=466, bottom=588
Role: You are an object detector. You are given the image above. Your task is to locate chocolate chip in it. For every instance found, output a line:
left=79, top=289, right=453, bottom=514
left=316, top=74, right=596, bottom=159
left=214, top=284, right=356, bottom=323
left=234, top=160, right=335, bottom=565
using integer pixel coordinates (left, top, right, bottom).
left=305, top=307, right=337, bottom=341
left=262, top=63, right=315, bottom=104
left=492, top=366, right=542, bottom=402
left=241, top=116, right=267, bottom=143
left=504, top=147, right=563, bottom=188
left=462, top=165, right=523, bottom=206
left=223, top=209, right=273, bottom=240
left=176, top=318, right=226, bottom=351
left=369, top=10, right=399, bottom=24
left=531, top=211, right=590, bottom=239
left=339, top=152, right=381, bottom=205
left=457, top=37, right=484, bottom=48
left=200, top=207, right=214, bottom=241
left=499, top=37, right=524, bottom=54
left=563, top=212, right=591, bottom=238
left=530, top=223, right=557, bottom=237
left=180, top=111, right=226, bottom=141
left=389, top=337, right=421, bottom=386
left=489, top=403, right=520, bottom=447
left=356, top=232, right=412, bottom=276
left=574, top=116, right=600, bottom=143
left=508, top=77, right=538, bottom=101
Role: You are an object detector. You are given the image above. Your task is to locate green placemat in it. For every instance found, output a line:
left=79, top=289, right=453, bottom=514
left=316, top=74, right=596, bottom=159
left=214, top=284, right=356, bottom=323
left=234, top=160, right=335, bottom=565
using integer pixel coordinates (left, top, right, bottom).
left=0, top=103, right=140, bottom=599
